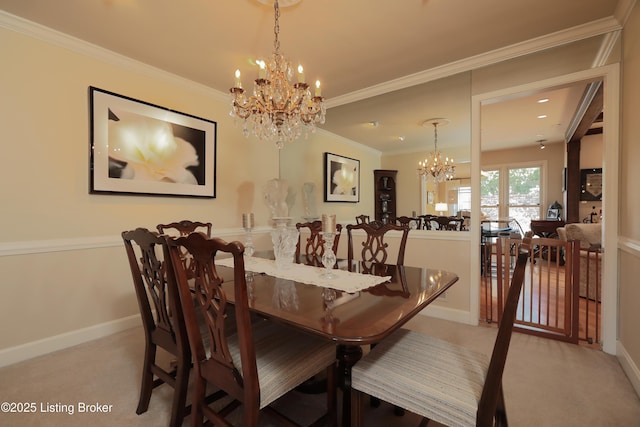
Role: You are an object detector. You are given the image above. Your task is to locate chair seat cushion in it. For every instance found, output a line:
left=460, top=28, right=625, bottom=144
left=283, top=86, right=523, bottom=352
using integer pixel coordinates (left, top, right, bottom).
left=352, top=329, right=489, bottom=427
left=228, top=320, right=336, bottom=408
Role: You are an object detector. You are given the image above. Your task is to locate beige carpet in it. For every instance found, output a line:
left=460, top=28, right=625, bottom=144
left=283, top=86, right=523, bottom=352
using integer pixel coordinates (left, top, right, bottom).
left=1, top=316, right=639, bottom=426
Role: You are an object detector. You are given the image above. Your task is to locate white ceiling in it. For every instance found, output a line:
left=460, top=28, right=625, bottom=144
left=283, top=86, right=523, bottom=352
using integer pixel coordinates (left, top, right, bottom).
left=0, top=0, right=630, bottom=157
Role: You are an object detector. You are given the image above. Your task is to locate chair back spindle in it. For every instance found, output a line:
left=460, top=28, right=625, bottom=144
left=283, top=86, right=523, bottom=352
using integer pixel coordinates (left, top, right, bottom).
left=295, top=220, right=342, bottom=267
left=346, top=222, right=410, bottom=274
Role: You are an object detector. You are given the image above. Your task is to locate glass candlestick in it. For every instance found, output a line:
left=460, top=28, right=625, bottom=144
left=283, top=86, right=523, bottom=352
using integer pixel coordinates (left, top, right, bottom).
left=320, top=232, right=337, bottom=279
left=244, top=226, right=255, bottom=264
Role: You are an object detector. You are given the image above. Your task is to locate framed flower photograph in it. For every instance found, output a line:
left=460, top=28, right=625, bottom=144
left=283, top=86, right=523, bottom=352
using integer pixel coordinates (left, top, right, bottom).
left=89, top=86, right=216, bottom=198
left=324, top=152, right=360, bottom=202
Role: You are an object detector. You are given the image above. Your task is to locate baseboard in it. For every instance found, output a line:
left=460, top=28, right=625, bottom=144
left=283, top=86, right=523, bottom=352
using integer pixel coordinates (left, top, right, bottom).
left=0, top=314, right=141, bottom=368
left=418, top=305, right=477, bottom=325
left=617, top=340, right=640, bottom=399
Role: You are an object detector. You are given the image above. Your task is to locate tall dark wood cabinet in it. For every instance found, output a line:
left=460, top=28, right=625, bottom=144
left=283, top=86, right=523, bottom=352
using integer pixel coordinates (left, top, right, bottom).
left=374, top=170, right=397, bottom=224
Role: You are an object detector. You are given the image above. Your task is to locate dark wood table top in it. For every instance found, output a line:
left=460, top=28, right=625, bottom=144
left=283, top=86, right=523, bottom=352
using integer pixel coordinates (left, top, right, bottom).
left=219, top=260, right=458, bottom=346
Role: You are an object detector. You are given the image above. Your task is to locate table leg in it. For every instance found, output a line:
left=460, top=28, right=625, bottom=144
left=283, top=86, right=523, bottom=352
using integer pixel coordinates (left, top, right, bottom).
left=336, top=344, right=363, bottom=427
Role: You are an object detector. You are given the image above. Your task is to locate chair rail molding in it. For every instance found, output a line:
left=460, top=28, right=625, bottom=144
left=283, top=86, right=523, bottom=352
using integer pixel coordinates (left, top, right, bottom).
left=0, top=227, right=273, bottom=257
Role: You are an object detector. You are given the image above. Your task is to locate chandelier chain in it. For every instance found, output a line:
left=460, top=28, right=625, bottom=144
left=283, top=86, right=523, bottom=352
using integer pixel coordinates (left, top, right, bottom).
left=433, top=123, right=439, bottom=151
left=273, top=0, right=280, bottom=54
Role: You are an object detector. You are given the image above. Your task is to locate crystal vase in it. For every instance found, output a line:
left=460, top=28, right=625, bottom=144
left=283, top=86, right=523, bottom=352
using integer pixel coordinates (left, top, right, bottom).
left=271, top=217, right=298, bottom=270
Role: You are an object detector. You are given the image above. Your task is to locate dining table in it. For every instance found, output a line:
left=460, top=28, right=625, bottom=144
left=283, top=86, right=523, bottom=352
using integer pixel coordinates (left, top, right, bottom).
left=215, top=255, right=459, bottom=427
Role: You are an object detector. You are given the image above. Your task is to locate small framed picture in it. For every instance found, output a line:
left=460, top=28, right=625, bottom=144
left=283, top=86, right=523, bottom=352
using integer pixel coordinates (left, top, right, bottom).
left=580, top=168, right=602, bottom=201
left=324, top=152, right=360, bottom=202
left=427, top=191, right=434, bottom=205
left=547, top=208, right=560, bottom=219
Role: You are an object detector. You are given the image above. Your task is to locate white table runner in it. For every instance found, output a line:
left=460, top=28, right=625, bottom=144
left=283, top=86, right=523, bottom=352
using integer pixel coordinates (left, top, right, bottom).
left=216, top=256, right=390, bottom=293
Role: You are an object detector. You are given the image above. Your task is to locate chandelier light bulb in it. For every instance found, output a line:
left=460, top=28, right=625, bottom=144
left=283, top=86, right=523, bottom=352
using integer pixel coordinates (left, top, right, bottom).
left=258, top=60, right=266, bottom=78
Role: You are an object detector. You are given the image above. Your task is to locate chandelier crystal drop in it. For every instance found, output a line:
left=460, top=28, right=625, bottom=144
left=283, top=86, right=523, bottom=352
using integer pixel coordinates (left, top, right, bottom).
left=417, top=119, right=456, bottom=183
left=229, top=0, right=325, bottom=149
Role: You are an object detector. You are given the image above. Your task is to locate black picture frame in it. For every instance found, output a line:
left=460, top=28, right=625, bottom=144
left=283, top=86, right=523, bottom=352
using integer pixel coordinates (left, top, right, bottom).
left=89, top=86, right=216, bottom=198
left=324, top=152, right=360, bottom=202
left=580, top=168, right=602, bottom=201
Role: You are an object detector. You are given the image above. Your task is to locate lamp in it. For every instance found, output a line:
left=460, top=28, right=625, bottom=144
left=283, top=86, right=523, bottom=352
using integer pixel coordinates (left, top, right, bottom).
left=435, top=203, right=448, bottom=216
left=417, top=118, right=456, bottom=182
left=229, top=0, right=325, bottom=149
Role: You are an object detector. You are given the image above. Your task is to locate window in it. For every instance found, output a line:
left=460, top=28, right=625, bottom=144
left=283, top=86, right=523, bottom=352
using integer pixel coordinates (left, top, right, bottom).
left=458, top=185, right=471, bottom=211
left=481, top=163, right=543, bottom=232
left=480, top=169, right=500, bottom=221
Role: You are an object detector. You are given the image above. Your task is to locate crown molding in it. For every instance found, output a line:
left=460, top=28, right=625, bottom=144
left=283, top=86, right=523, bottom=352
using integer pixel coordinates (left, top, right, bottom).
left=614, top=0, right=638, bottom=26
left=316, top=127, right=383, bottom=156
left=2, top=9, right=623, bottom=111
left=326, top=16, right=622, bottom=108
left=0, top=10, right=229, bottom=104
left=592, top=29, right=622, bottom=67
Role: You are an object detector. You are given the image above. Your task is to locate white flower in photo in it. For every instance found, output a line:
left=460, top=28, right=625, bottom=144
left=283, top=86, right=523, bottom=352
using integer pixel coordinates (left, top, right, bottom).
left=108, top=111, right=199, bottom=184
left=332, top=166, right=356, bottom=195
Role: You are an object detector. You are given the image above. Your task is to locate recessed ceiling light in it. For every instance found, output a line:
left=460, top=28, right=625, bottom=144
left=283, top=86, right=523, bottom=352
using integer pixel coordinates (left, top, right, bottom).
left=369, top=121, right=379, bottom=127
left=537, top=114, right=547, bottom=119
left=398, top=136, right=405, bottom=142
left=537, top=98, right=550, bottom=103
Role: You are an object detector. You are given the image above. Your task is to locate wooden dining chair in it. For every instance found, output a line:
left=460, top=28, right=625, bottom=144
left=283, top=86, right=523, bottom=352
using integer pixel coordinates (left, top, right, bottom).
left=447, top=217, right=465, bottom=231
left=163, top=232, right=337, bottom=427
left=350, top=232, right=533, bottom=427
left=122, top=228, right=193, bottom=427
left=355, top=214, right=370, bottom=224
left=346, top=222, right=410, bottom=274
left=418, top=214, right=435, bottom=230
left=393, top=215, right=420, bottom=229
left=295, top=220, right=343, bottom=267
left=156, top=220, right=212, bottom=237
left=157, top=220, right=212, bottom=279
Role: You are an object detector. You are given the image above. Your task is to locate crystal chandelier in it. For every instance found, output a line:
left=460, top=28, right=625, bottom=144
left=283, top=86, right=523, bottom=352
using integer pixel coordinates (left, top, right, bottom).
left=417, top=118, right=456, bottom=182
left=229, top=0, right=325, bottom=149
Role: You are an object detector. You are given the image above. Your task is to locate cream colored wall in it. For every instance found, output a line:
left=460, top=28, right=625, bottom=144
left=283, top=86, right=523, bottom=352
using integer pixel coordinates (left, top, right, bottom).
left=620, top=1, right=640, bottom=389
left=277, top=133, right=381, bottom=223
left=0, top=27, right=279, bottom=351
left=0, top=28, right=279, bottom=238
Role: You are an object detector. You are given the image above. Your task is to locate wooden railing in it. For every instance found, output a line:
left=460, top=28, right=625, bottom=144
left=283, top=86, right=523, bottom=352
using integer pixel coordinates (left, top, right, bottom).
left=481, top=236, right=600, bottom=346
